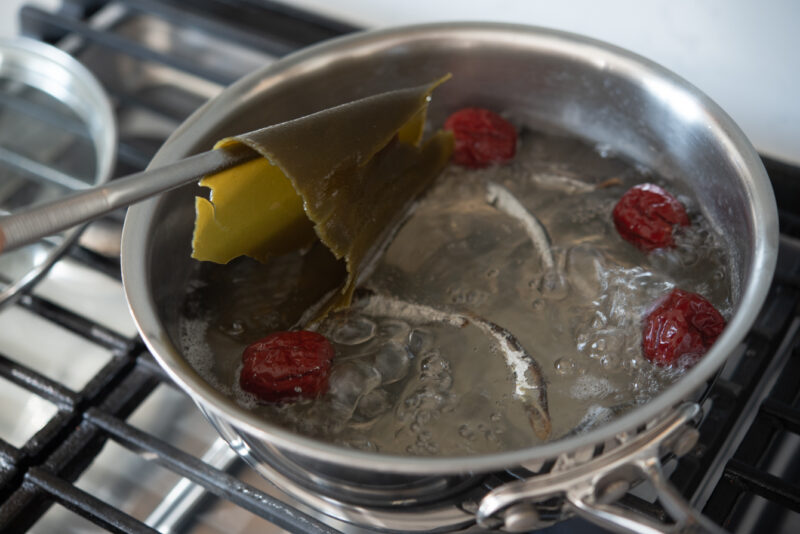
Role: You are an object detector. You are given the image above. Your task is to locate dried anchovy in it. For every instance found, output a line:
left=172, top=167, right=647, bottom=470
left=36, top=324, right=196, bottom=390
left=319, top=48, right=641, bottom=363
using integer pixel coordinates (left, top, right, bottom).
left=355, top=292, right=551, bottom=440
left=486, top=181, right=555, bottom=271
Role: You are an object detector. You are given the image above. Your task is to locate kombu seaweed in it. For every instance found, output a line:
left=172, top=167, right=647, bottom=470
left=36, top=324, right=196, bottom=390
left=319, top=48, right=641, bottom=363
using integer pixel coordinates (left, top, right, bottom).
left=192, top=76, right=453, bottom=321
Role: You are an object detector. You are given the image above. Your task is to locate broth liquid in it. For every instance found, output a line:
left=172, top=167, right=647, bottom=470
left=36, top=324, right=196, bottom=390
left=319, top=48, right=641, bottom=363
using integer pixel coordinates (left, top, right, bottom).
left=179, top=129, right=733, bottom=456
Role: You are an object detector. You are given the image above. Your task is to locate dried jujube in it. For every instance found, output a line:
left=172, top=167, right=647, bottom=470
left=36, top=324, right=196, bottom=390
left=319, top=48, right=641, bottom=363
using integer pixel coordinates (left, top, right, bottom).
left=613, top=183, right=690, bottom=251
left=240, top=331, right=334, bottom=402
left=444, top=107, right=517, bottom=168
left=642, top=289, right=726, bottom=367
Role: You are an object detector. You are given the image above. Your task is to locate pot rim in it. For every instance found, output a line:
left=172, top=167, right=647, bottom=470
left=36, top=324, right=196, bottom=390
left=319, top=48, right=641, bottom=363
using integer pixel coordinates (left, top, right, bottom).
left=121, top=21, right=778, bottom=475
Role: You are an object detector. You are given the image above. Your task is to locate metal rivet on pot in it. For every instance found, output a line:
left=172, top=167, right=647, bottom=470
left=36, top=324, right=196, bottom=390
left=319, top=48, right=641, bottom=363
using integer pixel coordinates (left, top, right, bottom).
left=504, top=503, right=541, bottom=532
left=672, top=427, right=700, bottom=457
left=595, top=479, right=631, bottom=505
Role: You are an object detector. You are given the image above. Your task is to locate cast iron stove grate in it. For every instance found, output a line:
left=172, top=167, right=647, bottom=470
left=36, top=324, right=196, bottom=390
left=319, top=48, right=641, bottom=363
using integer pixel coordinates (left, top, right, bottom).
left=0, top=1, right=797, bottom=532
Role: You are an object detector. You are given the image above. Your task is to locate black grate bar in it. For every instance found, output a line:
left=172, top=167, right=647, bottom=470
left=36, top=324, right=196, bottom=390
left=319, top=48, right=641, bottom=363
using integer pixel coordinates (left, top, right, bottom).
left=116, top=140, right=159, bottom=174
left=84, top=409, right=341, bottom=534
left=748, top=289, right=798, bottom=341
left=16, top=293, right=135, bottom=354
left=0, top=483, right=44, bottom=530
left=118, top=0, right=303, bottom=57
left=0, top=441, right=24, bottom=470
left=0, top=352, right=78, bottom=409
left=88, top=363, right=163, bottom=424
left=43, top=383, right=158, bottom=481
left=20, top=6, right=238, bottom=86
left=26, top=468, right=157, bottom=534
left=133, top=354, right=175, bottom=385
left=691, top=317, right=800, bottom=512
left=235, top=0, right=359, bottom=35
left=760, top=399, right=800, bottom=435
left=76, top=353, right=141, bottom=410
left=66, top=246, right=122, bottom=282
left=723, top=458, right=800, bottom=513
left=105, top=85, right=190, bottom=125
left=764, top=157, right=800, bottom=239
left=0, top=361, right=158, bottom=531
left=18, top=411, right=81, bottom=466
left=0, top=467, right=19, bottom=504
left=117, top=0, right=356, bottom=56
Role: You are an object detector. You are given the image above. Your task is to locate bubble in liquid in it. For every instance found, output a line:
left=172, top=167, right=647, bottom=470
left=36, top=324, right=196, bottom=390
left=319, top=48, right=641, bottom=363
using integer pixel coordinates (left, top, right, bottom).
left=622, top=356, right=642, bottom=372
left=591, top=311, right=608, bottom=329
left=219, top=319, right=245, bottom=337
left=539, top=271, right=569, bottom=300
left=374, top=341, right=411, bottom=385
left=407, top=328, right=432, bottom=356
left=331, top=316, right=376, bottom=346
left=419, top=351, right=442, bottom=373
left=412, top=434, right=439, bottom=455
left=600, top=354, right=621, bottom=370
left=416, top=410, right=434, bottom=427
left=595, top=143, right=615, bottom=158
left=450, top=288, right=488, bottom=306
left=328, top=361, right=382, bottom=417
left=347, top=438, right=378, bottom=452
left=630, top=379, right=643, bottom=393
left=575, top=331, right=590, bottom=351
left=180, top=317, right=232, bottom=396
left=554, top=357, right=577, bottom=376
left=566, top=245, right=607, bottom=298
left=377, top=319, right=410, bottom=341
left=419, top=351, right=453, bottom=390
left=634, top=163, right=653, bottom=176
left=459, top=424, right=476, bottom=440
left=356, top=388, right=391, bottom=420
left=570, top=375, right=617, bottom=400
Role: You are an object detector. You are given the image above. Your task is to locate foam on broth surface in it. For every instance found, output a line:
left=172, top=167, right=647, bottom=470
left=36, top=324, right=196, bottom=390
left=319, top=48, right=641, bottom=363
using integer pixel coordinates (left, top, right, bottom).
left=178, top=128, right=733, bottom=456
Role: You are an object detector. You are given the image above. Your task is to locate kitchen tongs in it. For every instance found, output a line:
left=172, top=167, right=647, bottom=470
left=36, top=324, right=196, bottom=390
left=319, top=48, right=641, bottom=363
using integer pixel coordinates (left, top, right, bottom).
left=0, top=144, right=259, bottom=254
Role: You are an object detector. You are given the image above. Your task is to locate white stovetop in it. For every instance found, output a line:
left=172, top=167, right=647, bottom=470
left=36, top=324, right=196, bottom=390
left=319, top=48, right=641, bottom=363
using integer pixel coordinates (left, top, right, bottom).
left=2, top=0, right=798, bottom=165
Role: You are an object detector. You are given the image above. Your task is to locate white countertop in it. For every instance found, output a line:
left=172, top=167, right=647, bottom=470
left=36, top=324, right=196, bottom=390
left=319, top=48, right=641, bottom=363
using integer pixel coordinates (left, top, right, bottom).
left=2, top=0, right=798, bottom=165
left=290, top=0, right=800, bottom=166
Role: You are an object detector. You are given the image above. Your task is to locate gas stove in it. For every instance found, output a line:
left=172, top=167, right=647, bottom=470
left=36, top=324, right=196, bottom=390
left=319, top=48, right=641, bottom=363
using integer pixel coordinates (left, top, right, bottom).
left=0, top=2, right=798, bottom=533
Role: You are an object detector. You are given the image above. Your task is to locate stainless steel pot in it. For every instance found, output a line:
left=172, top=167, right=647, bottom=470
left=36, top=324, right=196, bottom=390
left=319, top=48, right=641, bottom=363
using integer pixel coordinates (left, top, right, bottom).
left=121, top=23, right=778, bottom=533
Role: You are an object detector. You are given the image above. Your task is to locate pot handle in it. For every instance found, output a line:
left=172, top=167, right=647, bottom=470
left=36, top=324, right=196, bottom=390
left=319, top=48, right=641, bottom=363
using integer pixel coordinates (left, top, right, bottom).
left=476, top=403, right=727, bottom=533
left=566, top=454, right=726, bottom=534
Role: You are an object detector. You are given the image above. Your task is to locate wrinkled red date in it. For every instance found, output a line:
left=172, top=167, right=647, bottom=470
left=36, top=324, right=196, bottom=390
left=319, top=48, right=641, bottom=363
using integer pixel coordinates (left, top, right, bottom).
left=613, top=183, right=690, bottom=251
left=642, top=289, right=726, bottom=367
left=239, top=331, right=334, bottom=402
left=444, top=107, right=517, bottom=168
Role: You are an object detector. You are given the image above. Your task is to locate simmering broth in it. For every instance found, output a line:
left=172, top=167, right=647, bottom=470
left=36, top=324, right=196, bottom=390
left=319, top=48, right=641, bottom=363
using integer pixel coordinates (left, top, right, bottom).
left=178, top=127, right=733, bottom=456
